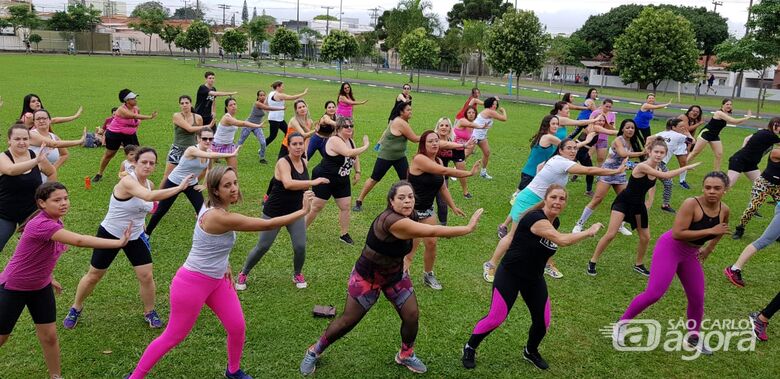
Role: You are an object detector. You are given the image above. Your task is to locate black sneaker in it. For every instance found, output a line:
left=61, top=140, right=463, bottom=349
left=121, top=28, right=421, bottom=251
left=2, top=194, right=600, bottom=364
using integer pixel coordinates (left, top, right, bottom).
left=660, top=205, right=676, bottom=214
left=259, top=158, right=267, bottom=164
left=461, top=345, right=476, bottom=369
left=339, top=233, right=354, bottom=245
left=732, top=225, right=744, bottom=240
left=522, top=347, right=549, bottom=370
left=586, top=261, right=597, bottom=276
left=92, top=173, right=103, bottom=183
left=352, top=200, right=363, bottom=212
left=633, top=264, right=650, bottom=277
left=686, top=335, right=713, bottom=355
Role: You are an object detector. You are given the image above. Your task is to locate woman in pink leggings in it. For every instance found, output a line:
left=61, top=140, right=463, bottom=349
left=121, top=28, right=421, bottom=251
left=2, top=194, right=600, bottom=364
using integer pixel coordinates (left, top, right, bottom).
left=125, top=166, right=313, bottom=379
left=615, top=172, right=730, bottom=355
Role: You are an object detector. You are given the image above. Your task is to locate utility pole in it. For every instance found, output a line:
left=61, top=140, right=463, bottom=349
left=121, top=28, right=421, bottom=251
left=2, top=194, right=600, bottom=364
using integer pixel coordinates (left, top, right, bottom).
left=711, top=1, right=722, bottom=12
left=322, top=6, right=334, bottom=35
left=296, top=0, right=300, bottom=33
left=369, top=7, right=379, bottom=27
left=218, top=4, right=231, bottom=26
left=339, top=0, right=343, bottom=30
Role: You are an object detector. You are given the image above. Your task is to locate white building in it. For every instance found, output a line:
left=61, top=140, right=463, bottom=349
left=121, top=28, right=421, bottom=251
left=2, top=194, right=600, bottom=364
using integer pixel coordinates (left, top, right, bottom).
left=307, top=19, right=373, bottom=36
left=67, top=0, right=127, bottom=16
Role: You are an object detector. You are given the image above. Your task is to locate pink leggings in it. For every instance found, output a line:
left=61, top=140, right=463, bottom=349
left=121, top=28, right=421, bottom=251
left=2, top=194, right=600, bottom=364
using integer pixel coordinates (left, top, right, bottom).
left=129, top=267, right=246, bottom=378
left=621, top=231, right=705, bottom=333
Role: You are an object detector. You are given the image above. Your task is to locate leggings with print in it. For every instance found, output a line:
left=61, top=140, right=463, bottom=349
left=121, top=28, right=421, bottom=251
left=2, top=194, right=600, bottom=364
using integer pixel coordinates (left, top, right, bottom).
left=739, top=176, right=780, bottom=228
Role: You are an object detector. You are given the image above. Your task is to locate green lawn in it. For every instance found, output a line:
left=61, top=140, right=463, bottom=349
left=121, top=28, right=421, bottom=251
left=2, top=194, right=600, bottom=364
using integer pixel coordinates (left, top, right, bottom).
left=0, top=54, right=777, bottom=378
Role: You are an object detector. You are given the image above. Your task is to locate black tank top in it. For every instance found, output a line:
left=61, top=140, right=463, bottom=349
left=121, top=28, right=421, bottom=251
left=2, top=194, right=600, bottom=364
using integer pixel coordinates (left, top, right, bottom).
left=0, top=150, right=43, bottom=223
left=761, top=155, right=780, bottom=185
left=264, top=156, right=309, bottom=217
left=502, top=209, right=560, bottom=278
left=318, top=117, right=335, bottom=137
left=355, top=209, right=414, bottom=282
left=688, top=198, right=721, bottom=246
left=731, top=129, right=780, bottom=166
left=318, top=138, right=355, bottom=177
left=408, top=163, right=444, bottom=211
left=703, top=118, right=727, bottom=136
left=616, top=172, right=656, bottom=205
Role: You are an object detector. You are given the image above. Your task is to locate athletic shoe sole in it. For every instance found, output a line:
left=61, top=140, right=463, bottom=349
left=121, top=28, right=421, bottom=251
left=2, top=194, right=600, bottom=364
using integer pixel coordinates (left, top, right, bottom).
left=235, top=283, right=247, bottom=291
left=748, top=312, right=768, bottom=342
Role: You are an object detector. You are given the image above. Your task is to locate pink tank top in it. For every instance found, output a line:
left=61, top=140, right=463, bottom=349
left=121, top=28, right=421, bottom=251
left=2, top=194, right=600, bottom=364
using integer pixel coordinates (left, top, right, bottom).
left=454, top=126, right=472, bottom=144
left=336, top=100, right=353, bottom=118
left=107, top=105, right=140, bottom=135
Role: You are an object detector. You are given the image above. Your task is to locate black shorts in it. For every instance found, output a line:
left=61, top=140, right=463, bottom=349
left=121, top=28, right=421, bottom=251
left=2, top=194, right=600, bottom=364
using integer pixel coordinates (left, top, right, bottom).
left=312, top=173, right=351, bottom=200
left=104, top=130, right=139, bottom=151
left=90, top=226, right=152, bottom=270
left=700, top=129, right=720, bottom=142
left=517, top=172, right=534, bottom=191
left=439, top=149, right=465, bottom=167
left=611, top=201, right=648, bottom=230
left=0, top=283, right=56, bottom=334
left=370, top=157, right=409, bottom=182
left=728, top=156, right=759, bottom=173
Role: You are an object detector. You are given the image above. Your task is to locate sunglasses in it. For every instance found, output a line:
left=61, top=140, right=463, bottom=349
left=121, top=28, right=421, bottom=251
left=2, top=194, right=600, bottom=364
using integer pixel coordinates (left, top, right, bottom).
left=200, top=137, right=214, bottom=141
left=403, top=87, right=411, bottom=90
left=343, top=125, right=354, bottom=129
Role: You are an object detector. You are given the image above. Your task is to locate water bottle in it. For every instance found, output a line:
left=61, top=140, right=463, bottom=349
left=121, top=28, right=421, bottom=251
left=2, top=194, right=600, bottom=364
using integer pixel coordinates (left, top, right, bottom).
left=84, top=176, right=91, bottom=190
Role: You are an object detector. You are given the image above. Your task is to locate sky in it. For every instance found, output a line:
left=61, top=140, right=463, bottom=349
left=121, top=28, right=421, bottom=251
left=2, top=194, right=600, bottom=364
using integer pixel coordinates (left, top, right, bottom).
left=32, top=0, right=753, bottom=37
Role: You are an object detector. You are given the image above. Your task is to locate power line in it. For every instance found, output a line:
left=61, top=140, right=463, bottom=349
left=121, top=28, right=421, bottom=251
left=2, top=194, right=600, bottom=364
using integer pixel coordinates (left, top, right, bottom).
left=217, top=3, right=230, bottom=26
left=368, top=7, right=379, bottom=27
left=321, top=5, right=334, bottom=35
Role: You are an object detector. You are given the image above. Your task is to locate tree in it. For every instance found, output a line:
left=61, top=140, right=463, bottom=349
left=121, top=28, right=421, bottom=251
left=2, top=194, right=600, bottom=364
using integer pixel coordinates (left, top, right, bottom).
left=398, top=27, right=440, bottom=90
left=314, top=14, right=338, bottom=21
left=221, top=28, right=248, bottom=68
left=461, top=19, right=487, bottom=86
left=253, top=7, right=257, bottom=20
left=613, top=7, right=699, bottom=91
left=28, top=33, right=42, bottom=51
left=131, top=1, right=169, bottom=18
left=159, top=24, right=182, bottom=56
left=438, top=29, right=461, bottom=73
left=242, top=0, right=249, bottom=24
left=48, top=4, right=100, bottom=54
left=246, top=17, right=271, bottom=55
left=299, top=27, right=321, bottom=61
left=484, top=10, right=547, bottom=98
left=321, top=30, right=359, bottom=81
left=446, top=0, right=512, bottom=28
left=174, top=31, right=190, bottom=58
left=171, top=6, right=204, bottom=20
left=355, top=31, right=380, bottom=66
left=546, top=35, right=590, bottom=84
left=130, top=7, right=166, bottom=55
left=185, top=20, right=212, bottom=63
left=375, top=0, right=438, bottom=53
left=7, top=4, right=39, bottom=35
left=270, top=27, right=300, bottom=61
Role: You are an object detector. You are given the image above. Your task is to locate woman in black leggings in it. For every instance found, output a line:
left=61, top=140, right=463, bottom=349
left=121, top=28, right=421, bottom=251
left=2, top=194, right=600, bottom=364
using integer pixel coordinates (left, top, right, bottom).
left=462, top=185, right=602, bottom=370
left=751, top=292, right=780, bottom=341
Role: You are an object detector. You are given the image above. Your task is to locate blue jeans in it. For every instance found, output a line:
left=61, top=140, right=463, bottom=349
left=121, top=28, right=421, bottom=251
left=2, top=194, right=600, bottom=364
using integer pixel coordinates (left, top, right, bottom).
left=237, top=127, right=266, bottom=159
left=307, top=134, right=328, bottom=160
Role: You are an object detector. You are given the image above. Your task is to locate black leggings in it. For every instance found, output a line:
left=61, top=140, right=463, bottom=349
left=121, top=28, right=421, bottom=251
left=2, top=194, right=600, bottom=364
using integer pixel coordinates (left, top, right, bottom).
left=467, top=266, right=548, bottom=354
left=575, top=147, right=594, bottom=192
left=435, top=181, right=448, bottom=225
left=637, top=128, right=652, bottom=151
left=145, top=179, right=204, bottom=236
left=266, top=120, right=288, bottom=146
left=762, top=291, right=780, bottom=320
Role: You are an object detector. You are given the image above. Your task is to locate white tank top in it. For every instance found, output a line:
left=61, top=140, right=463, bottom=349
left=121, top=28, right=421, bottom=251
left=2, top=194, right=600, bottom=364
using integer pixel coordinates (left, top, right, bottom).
left=30, top=133, right=60, bottom=182
left=100, top=178, right=153, bottom=239
left=267, top=90, right=285, bottom=122
left=213, top=122, right=238, bottom=145
left=471, top=113, right=493, bottom=140
left=183, top=207, right=237, bottom=279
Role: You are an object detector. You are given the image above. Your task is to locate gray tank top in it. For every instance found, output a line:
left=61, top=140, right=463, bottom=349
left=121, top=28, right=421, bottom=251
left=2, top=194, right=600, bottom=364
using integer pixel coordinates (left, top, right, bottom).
left=183, top=207, right=237, bottom=279
left=246, top=104, right=265, bottom=124
left=168, top=151, right=208, bottom=186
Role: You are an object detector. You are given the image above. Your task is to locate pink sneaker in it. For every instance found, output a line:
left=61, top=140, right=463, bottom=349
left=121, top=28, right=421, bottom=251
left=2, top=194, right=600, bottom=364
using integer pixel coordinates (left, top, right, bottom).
left=293, top=273, right=308, bottom=289
left=235, top=272, right=248, bottom=291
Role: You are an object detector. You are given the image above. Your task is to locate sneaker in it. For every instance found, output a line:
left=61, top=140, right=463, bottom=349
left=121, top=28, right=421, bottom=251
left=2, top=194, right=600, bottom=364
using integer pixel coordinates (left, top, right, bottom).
left=394, top=352, right=428, bottom=374
left=497, top=224, right=508, bottom=239
left=618, top=223, right=633, bottom=236
left=144, top=310, right=163, bottom=328
left=584, top=190, right=594, bottom=197
left=352, top=200, right=363, bottom=212
left=679, top=181, right=691, bottom=190
left=723, top=266, right=745, bottom=287
left=586, top=261, right=597, bottom=276
left=732, top=226, right=745, bottom=240
left=92, top=173, right=103, bottom=183
left=259, top=158, right=267, bottom=164
left=686, top=335, right=713, bottom=355
left=63, top=307, right=82, bottom=329
left=423, top=271, right=443, bottom=290
left=572, top=224, right=583, bottom=233
left=633, top=264, right=650, bottom=277
left=299, top=350, right=319, bottom=376
left=339, top=233, right=354, bottom=245
left=544, top=264, right=563, bottom=279
left=522, top=347, right=549, bottom=370
left=450, top=176, right=458, bottom=182
left=463, top=193, right=473, bottom=199
left=293, top=273, right=308, bottom=289
left=749, top=311, right=768, bottom=341
left=225, top=367, right=253, bottom=379
left=480, top=169, right=493, bottom=180
left=461, top=345, right=476, bottom=369
left=483, top=262, right=496, bottom=283
left=235, top=272, right=248, bottom=291
left=660, top=205, right=676, bottom=214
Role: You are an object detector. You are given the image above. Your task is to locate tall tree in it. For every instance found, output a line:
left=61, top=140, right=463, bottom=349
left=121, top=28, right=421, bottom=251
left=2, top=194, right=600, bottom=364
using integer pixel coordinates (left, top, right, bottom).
left=7, top=4, right=39, bottom=35
left=375, top=0, right=438, bottom=52
left=185, top=20, right=212, bottom=63
left=130, top=7, right=166, bottom=55
left=461, top=19, right=487, bottom=86
left=546, top=35, right=590, bottom=84
left=48, top=4, right=100, bottom=54
left=242, top=0, right=249, bottom=24
left=247, top=17, right=271, bottom=55
left=159, top=24, right=182, bottom=56
left=446, top=0, right=512, bottom=28
left=270, top=27, right=301, bottom=61
left=130, top=1, right=170, bottom=18
left=438, top=29, right=461, bottom=73
left=321, top=29, right=359, bottom=81
left=221, top=28, right=248, bottom=68
left=485, top=10, right=547, bottom=98
left=398, top=27, right=440, bottom=90
left=171, top=6, right=204, bottom=20
left=613, top=7, right=699, bottom=91
left=355, top=31, right=380, bottom=66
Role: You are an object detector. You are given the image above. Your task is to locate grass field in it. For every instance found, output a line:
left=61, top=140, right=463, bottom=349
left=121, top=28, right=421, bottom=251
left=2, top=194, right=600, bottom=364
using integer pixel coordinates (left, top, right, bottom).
left=0, top=54, right=777, bottom=378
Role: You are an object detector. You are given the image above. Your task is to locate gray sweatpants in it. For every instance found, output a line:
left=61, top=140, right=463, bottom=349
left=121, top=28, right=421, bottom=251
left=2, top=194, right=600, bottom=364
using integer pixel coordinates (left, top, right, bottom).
left=751, top=202, right=780, bottom=250
left=241, top=215, right=306, bottom=275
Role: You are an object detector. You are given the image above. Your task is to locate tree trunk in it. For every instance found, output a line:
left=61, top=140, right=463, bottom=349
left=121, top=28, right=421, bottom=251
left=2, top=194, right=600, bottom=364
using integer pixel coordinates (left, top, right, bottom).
left=416, top=69, right=421, bottom=92
left=409, top=69, right=414, bottom=83
left=736, top=70, right=744, bottom=98
left=148, top=34, right=152, bottom=56
left=460, top=61, right=466, bottom=86
left=169, top=45, right=173, bottom=56
left=339, top=60, right=343, bottom=82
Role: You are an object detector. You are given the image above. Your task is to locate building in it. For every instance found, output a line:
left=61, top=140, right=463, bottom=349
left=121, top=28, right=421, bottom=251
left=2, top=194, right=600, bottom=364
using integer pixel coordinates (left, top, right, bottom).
left=67, top=0, right=128, bottom=16
left=0, top=0, right=31, bottom=18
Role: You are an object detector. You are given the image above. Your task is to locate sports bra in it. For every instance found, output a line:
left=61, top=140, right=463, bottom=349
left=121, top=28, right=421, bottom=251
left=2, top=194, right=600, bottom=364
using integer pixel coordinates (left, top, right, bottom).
left=688, top=198, right=721, bottom=246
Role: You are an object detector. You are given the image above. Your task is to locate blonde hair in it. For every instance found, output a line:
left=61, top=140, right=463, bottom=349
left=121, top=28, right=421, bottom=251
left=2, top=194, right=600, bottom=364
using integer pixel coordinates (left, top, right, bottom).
left=435, top=117, right=454, bottom=141
left=205, top=166, right=243, bottom=207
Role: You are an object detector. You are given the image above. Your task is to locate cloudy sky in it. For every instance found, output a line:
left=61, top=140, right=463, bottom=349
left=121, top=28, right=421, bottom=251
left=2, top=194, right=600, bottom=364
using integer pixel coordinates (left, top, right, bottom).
left=34, top=0, right=753, bottom=37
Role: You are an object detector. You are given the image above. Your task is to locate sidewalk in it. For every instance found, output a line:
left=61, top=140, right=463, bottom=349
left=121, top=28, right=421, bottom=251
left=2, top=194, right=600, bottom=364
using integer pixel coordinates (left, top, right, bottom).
left=204, top=62, right=774, bottom=129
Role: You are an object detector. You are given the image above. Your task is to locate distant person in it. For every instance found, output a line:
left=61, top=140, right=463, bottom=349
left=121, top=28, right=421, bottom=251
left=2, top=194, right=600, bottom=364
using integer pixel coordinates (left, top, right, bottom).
left=553, top=67, right=560, bottom=82
left=112, top=40, right=121, bottom=56
left=67, top=40, right=75, bottom=55
left=24, top=39, right=31, bottom=54
left=194, top=71, right=237, bottom=128
left=218, top=46, right=224, bottom=61
left=706, top=74, right=716, bottom=95
left=575, top=74, right=581, bottom=84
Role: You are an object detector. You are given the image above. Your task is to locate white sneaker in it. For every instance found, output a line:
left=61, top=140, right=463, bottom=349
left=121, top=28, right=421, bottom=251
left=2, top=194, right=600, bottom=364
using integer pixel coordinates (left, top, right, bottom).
left=618, top=223, right=633, bottom=236
left=480, top=169, right=493, bottom=180
left=544, top=264, right=564, bottom=279
left=450, top=176, right=458, bottom=182
left=572, top=224, right=583, bottom=233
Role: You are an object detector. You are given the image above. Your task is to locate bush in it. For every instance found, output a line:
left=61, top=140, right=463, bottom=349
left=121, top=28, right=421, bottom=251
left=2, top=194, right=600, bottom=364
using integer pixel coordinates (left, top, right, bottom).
left=250, top=51, right=259, bottom=60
